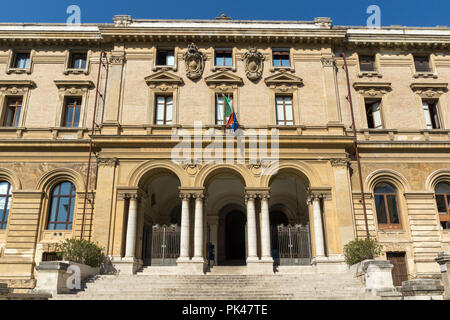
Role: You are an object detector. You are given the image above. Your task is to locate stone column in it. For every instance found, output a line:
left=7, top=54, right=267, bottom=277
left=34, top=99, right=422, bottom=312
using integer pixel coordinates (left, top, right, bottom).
left=260, top=194, right=273, bottom=261
left=245, top=194, right=258, bottom=261
left=193, top=194, right=205, bottom=261
left=125, top=194, right=138, bottom=258
left=178, top=193, right=191, bottom=261
left=311, top=194, right=325, bottom=258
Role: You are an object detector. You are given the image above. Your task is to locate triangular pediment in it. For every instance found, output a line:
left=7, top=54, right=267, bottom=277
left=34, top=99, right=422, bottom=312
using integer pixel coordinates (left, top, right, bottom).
left=145, top=71, right=183, bottom=86
left=204, top=71, right=243, bottom=86
left=264, top=71, right=303, bottom=87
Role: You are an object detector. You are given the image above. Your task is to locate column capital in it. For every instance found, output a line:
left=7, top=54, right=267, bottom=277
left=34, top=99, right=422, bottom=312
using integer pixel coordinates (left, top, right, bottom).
left=245, top=193, right=257, bottom=203
left=192, top=193, right=205, bottom=200
left=330, top=158, right=350, bottom=168
left=96, top=157, right=119, bottom=167
left=179, top=193, right=191, bottom=200
left=307, top=187, right=332, bottom=204
left=258, top=193, right=271, bottom=200
left=117, top=187, right=145, bottom=201
left=306, top=193, right=323, bottom=205
left=128, top=194, right=139, bottom=201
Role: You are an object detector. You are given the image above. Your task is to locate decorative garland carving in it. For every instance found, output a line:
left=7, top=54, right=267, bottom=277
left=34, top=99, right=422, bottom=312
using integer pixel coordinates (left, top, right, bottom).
left=242, top=47, right=264, bottom=81
left=183, top=43, right=205, bottom=80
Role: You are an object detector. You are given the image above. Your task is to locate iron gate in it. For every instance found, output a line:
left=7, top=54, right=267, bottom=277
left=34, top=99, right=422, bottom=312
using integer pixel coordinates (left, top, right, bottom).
left=271, top=224, right=312, bottom=266
left=150, top=224, right=180, bottom=266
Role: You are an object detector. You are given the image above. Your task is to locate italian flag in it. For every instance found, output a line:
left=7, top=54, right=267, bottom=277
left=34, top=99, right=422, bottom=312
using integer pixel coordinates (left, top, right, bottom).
left=223, top=94, right=239, bottom=131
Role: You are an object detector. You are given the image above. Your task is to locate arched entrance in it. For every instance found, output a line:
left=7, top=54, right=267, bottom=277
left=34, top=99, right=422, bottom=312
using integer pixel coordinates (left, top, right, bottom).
left=139, top=171, right=182, bottom=266
left=269, top=172, right=312, bottom=266
left=224, top=210, right=246, bottom=265
left=203, top=169, right=246, bottom=267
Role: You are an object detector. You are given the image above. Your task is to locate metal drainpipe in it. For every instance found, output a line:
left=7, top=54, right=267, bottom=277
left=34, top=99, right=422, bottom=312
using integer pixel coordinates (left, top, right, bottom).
left=341, top=53, right=370, bottom=240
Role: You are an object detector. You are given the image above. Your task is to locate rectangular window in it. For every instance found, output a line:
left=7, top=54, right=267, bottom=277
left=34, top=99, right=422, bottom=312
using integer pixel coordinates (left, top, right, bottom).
left=422, top=100, right=441, bottom=129
left=359, top=55, right=376, bottom=72
left=12, top=52, right=30, bottom=69
left=3, top=97, right=22, bottom=127
left=272, top=48, right=290, bottom=67
left=215, top=93, right=233, bottom=125
left=275, top=96, right=294, bottom=125
left=63, top=97, right=81, bottom=128
left=365, top=100, right=383, bottom=129
left=414, top=55, right=431, bottom=73
left=215, top=48, right=232, bottom=66
left=156, top=50, right=175, bottom=66
left=69, top=52, right=87, bottom=69
left=154, top=95, right=173, bottom=125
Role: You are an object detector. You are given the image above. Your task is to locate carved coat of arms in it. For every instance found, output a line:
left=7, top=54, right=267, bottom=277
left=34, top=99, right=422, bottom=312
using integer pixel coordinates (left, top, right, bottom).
left=242, top=47, right=264, bottom=81
left=183, top=43, right=205, bottom=80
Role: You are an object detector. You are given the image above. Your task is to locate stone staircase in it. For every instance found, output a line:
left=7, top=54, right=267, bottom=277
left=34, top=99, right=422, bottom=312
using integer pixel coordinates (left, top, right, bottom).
left=53, top=266, right=380, bottom=300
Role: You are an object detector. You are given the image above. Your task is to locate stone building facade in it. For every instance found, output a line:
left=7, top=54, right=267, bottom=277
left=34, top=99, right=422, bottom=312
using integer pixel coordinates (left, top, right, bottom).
left=0, top=15, right=449, bottom=290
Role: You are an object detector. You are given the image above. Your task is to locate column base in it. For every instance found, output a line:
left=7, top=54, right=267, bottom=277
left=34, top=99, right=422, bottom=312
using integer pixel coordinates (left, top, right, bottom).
left=311, top=255, right=348, bottom=273
left=177, top=257, right=206, bottom=274
left=110, top=257, right=141, bottom=275
left=246, top=257, right=274, bottom=275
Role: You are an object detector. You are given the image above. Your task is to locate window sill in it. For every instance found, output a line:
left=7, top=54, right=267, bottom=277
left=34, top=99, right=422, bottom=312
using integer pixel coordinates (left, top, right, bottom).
left=211, top=65, right=234, bottom=72
left=153, top=65, right=176, bottom=72
left=270, top=66, right=294, bottom=73
left=358, top=71, right=382, bottom=78
left=413, top=72, right=437, bottom=79
left=64, top=68, right=88, bottom=75
left=50, top=127, right=87, bottom=139
left=6, top=68, right=31, bottom=75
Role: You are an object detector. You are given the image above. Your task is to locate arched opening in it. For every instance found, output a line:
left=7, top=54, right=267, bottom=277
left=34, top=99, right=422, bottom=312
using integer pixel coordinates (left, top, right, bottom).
left=269, top=171, right=312, bottom=266
left=204, top=169, right=246, bottom=267
left=138, top=170, right=181, bottom=266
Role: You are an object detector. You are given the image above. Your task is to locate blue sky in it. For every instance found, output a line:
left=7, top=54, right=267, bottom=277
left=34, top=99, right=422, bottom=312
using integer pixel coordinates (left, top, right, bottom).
left=0, top=0, right=449, bottom=27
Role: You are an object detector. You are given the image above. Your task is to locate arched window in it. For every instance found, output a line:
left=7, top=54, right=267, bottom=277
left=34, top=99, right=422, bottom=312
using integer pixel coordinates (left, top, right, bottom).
left=374, top=182, right=401, bottom=229
left=47, top=182, right=76, bottom=230
left=0, top=181, right=12, bottom=230
left=435, top=182, right=450, bottom=230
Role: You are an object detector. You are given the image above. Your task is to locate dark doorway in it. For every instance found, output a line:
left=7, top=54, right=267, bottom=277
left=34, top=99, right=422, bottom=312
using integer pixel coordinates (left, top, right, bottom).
left=387, top=252, right=408, bottom=286
left=225, top=210, right=246, bottom=265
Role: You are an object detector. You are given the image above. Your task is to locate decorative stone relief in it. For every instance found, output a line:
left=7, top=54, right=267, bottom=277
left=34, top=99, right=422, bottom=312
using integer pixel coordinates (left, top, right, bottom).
left=353, top=82, right=391, bottom=97
left=410, top=83, right=448, bottom=98
left=0, top=80, right=35, bottom=95
left=54, top=80, right=94, bottom=95
left=96, top=157, right=118, bottom=167
left=145, top=71, right=183, bottom=90
left=242, top=47, right=264, bottom=81
left=246, top=161, right=272, bottom=176
left=330, top=158, right=350, bottom=168
left=113, top=15, right=132, bottom=27
left=109, top=54, right=125, bottom=65
left=183, top=43, right=205, bottom=80
left=182, top=162, right=202, bottom=176
left=264, top=70, right=303, bottom=92
left=321, top=57, right=336, bottom=68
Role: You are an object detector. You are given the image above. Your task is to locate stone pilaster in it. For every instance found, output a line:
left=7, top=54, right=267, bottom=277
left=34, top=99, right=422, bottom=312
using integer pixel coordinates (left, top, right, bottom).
left=321, top=55, right=342, bottom=124
left=330, top=158, right=355, bottom=250
left=102, top=49, right=125, bottom=135
left=92, top=157, right=118, bottom=254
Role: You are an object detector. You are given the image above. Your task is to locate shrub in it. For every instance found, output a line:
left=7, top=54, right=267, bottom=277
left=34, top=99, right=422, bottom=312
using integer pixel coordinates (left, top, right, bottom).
left=56, top=238, right=105, bottom=268
left=343, top=238, right=383, bottom=266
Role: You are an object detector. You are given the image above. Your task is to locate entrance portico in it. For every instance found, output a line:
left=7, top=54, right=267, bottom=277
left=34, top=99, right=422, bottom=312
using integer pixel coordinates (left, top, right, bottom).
left=111, top=163, right=335, bottom=275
